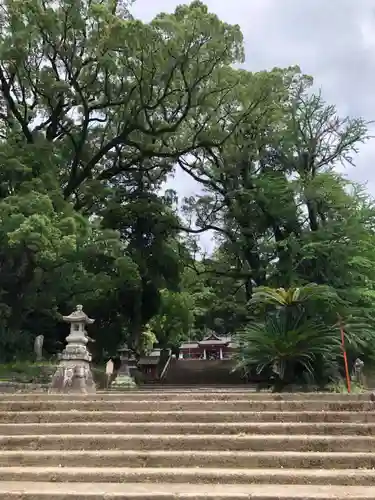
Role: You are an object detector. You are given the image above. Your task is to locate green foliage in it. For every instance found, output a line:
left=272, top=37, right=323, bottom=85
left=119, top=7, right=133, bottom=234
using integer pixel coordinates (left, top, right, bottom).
left=149, top=289, right=194, bottom=349
left=0, top=361, right=56, bottom=384
left=136, top=325, right=158, bottom=356
left=235, top=279, right=375, bottom=390
left=235, top=312, right=341, bottom=388
left=327, top=379, right=365, bottom=394
left=0, top=328, right=34, bottom=363
left=249, top=284, right=341, bottom=310
left=0, top=0, right=375, bottom=379
left=0, top=0, right=246, bottom=200
left=1, top=0, right=248, bottom=354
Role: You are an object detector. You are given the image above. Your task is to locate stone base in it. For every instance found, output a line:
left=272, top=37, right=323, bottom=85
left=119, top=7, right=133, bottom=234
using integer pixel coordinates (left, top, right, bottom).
left=49, top=361, right=96, bottom=394
left=111, top=374, right=137, bottom=389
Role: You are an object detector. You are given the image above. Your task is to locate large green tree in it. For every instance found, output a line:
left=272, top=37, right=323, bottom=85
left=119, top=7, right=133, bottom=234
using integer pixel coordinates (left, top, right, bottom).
left=180, top=75, right=371, bottom=306
left=0, top=0, right=256, bottom=356
left=0, top=0, right=248, bottom=205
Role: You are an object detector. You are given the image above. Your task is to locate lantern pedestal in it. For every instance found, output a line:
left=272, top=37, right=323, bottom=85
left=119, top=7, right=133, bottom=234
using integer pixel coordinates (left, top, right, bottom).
left=50, top=305, right=96, bottom=394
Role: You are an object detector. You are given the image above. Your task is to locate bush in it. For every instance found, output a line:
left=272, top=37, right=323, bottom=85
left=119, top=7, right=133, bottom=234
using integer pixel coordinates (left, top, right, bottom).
left=0, top=329, right=34, bottom=363
left=0, top=361, right=56, bottom=384
left=91, top=366, right=108, bottom=389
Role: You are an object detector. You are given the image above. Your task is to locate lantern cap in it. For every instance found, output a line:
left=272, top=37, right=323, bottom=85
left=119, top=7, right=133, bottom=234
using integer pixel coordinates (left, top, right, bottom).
left=62, top=305, right=95, bottom=325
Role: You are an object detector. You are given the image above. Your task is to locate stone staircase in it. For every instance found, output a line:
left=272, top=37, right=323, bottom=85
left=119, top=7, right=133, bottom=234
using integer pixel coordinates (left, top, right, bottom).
left=0, top=388, right=375, bottom=498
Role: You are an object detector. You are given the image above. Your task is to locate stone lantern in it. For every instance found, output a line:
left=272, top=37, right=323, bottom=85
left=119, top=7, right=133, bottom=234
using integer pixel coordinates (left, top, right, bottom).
left=111, top=343, right=136, bottom=389
left=49, top=305, right=96, bottom=394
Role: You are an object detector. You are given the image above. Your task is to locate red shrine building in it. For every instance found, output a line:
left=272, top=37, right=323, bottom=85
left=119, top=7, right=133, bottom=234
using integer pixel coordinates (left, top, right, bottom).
left=178, top=332, right=237, bottom=360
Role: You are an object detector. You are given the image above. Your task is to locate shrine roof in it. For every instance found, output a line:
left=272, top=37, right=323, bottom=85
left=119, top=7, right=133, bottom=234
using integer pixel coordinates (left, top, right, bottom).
left=180, top=342, right=199, bottom=349
left=199, top=339, right=230, bottom=345
left=138, top=348, right=168, bottom=360
left=149, top=349, right=162, bottom=357
left=138, top=357, right=159, bottom=365
left=180, top=333, right=234, bottom=349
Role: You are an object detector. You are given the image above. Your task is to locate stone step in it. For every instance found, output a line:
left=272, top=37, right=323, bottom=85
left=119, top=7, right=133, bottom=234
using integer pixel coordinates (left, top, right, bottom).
left=143, top=384, right=282, bottom=388
left=2, top=421, right=375, bottom=435
left=1, top=450, right=375, bottom=469
left=0, top=482, right=373, bottom=499
left=0, top=392, right=369, bottom=401
left=2, top=410, right=375, bottom=423
left=0, top=400, right=373, bottom=411
left=1, top=434, right=374, bottom=452
left=2, top=467, right=375, bottom=486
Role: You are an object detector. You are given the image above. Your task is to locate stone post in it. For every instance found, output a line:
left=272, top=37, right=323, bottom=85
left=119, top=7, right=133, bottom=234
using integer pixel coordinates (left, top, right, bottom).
left=34, top=335, right=44, bottom=361
left=49, top=305, right=96, bottom=394
left=111, top=343, right=136, bottom=389
left=352, top=358, right=365, bottom=386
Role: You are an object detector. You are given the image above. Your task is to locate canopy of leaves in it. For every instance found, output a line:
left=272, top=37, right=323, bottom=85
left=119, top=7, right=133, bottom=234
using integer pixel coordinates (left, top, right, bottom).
left=148, top=288, right=194, bottom=349
left=0, top=0, right=250, bottom=359
left=0, top=0, right=375, bottom=379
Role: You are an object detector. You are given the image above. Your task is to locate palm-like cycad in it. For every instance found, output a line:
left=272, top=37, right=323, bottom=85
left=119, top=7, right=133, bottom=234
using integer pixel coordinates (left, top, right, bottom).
left=249, top=284, right=340, bottom=309
left=236, top=283, right=343, bottom=391
left=235, top=310, right=341, bottom=391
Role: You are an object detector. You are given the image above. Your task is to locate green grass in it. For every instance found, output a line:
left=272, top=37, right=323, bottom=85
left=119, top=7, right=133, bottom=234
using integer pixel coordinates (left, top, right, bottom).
left=326, top=378, right=366, bottom=394
left=0, top=361, right=111, bottom=387
left=0, top=361, right=56, bottom=384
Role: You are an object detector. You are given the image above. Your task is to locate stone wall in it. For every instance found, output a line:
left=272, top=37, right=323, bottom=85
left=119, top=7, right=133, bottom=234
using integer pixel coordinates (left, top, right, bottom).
left=162, top=359, right=246, bottom=385
left=0, top=382, right=49, bottom=393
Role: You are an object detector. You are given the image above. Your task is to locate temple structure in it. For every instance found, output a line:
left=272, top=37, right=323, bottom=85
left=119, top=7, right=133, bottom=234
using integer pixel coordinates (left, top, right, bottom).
left=109, top=334, right=237, bottom=385
left=137, top=348, right=164, bottom=379
left=178, top=332, right=237, bottom=360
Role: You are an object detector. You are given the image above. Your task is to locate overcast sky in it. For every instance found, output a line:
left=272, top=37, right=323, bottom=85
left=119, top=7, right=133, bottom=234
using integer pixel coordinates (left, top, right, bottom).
left=131, top=0, right=375, bottom=252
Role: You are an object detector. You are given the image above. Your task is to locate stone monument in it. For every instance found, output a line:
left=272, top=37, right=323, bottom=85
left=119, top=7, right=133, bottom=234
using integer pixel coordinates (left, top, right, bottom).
left=34, top=335, right=44, bottom=361
left=111, top=343, right=136, bottom=389
left=49, top=305, right=96, bottom=394
left=351, top=357, right=365, bottom=385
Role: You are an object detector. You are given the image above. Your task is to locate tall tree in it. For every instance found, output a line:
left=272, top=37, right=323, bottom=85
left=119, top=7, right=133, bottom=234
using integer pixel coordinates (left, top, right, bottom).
left=0, top=0, right=248, bottom=207
left=0, top=0, right=255, bottom=355
left=180, top=74, right=369, bottom=300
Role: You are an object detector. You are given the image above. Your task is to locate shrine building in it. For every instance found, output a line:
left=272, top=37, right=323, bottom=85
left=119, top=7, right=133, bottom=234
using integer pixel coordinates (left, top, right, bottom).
left=178, top=332, right=237, bottom=360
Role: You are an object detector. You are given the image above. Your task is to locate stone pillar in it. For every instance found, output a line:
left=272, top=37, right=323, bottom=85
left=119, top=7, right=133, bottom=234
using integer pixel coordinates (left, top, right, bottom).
left=49, top=305, right=96, bottom=394
left=34, top=335, right=44, bottom=361
left=111, top=344, right=136, bottom=389
left=219, top=348, right=223, bottom=360
left=203, top=349, right=207, bottom=360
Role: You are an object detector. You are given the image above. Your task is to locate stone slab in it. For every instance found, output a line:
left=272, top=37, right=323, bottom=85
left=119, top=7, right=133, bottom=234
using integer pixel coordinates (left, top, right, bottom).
left=1, top=450, right=375, bottom=469
left=0, top=482, right=374, bottom=499
left=0, top=434, right=374, bottom=452
left=2, top=410, right=375, bottom=423
left=0, top=400, right=374, bottom=411
left=2, top=421, right=375, bottom=435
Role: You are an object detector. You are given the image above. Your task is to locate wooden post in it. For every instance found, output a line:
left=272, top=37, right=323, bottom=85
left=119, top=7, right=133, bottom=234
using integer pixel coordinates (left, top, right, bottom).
left=338, top=314, right=351, bottom=393
left=105, top=359, right=114, bottom=390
